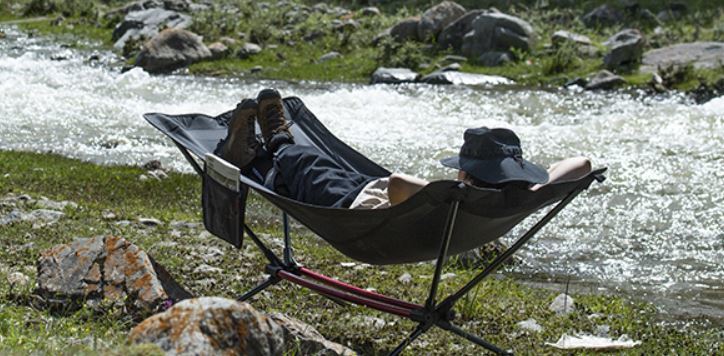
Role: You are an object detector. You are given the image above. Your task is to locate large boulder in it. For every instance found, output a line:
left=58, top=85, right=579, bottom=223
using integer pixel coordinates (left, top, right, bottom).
left=438, top=10, right=486, bottom=51
left=135, top=28, right=211, bottom=73
left=603, top=29, right=645, bottom=70
left=581, top=4, right=622, bottom=28
left=417, top=1, right=466, bottom=41
left=370, top=67, right=420, bottom=84
left=641, top=42, right=724, bottom=72
left=112, top=8, right=192, bottom=50
left=35, top=236, right=191, bottom=317
left=462, top=12, right=535, bottom=63
left=389, top=17, right=421, bottom=42
left=129, top=297, right=355, bottom=355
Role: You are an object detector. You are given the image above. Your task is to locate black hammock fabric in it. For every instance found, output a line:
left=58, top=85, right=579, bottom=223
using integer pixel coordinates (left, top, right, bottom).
left=145, top=97, right=601, bottom=265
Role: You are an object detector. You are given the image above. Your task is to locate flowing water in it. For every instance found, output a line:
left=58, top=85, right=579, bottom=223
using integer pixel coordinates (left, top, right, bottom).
left=1, top=27, right=722, bottom=323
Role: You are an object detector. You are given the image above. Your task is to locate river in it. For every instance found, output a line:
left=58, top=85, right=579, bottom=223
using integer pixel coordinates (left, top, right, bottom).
left=1, top=26, right=722, bottom=323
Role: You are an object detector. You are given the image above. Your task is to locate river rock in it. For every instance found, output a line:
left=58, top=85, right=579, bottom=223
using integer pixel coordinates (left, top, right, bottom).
left=641, top=42, right=724, bottom=72
left=238, top=42, right=262, bottom=59
left=270, top=313, right=356, bottom=355
left=35, top=236, right=191, bottom=316
left=112, top=8, right=192, bottom=50
left=551, top=30, right=592, bottom=47
left=585, top=70, right=626, bottom=90
left=208, top=42, right=229, bottom=60
left=135, top=28, right=211, bottom=73
left=438, top=10, right=486, bottom=51
left=581, top=4, right=622, bottom=28
left=419, top=70, right=512, bottom=86
left=603, top=29, right=645, bottom=70
left=417, top=1, right=466, bottom=41
left=461, top=12, right=535, bottom=62
left=318, top=51, right=341, bottom=62
left=129, top=297, right=285, bottom=355
left=390, top=17, right=421, bottom=42
left=370, top=67, right=419, bottom=84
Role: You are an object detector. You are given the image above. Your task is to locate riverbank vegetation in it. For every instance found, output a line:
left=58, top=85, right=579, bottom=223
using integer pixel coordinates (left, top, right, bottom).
left=0, top=0, right=722, bottom=92
left=1, top=151, right=722, bottom=354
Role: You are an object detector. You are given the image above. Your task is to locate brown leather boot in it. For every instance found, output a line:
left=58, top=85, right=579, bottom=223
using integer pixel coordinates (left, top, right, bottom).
left=256, top=88, right=294, bottom=153
left=220, top=98, right=259, bottom=168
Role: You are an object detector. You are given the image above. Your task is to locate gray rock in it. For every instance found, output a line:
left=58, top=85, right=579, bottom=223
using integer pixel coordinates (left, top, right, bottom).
left=360, top=6, right=380, bottom=17
left=270, top=313, right=356, bottom=355
left=208, top=42, right=229, bottom=59
left=36, top=197, right=78, bottom=211
left=551, top=30, right=592, bottom=47
left=0, top=209, right=65, bottom=228
left=441, top=54, right=467, bottom=64
left=549, top=293, right=575, bottom=315
left=7, top=272, right=30, bottom=288
left=517, top=318, right=543, bottom=332
left=238, top=42, right=262, bottom=59
left=370, top=67, right=420, bottom=84
left=129, top=297, right=285, bottom=355
left=419, top=70, right=512, bottom=85
left=318, top=51, right=341, bottom=62
left=333, top=19, right=359, bottom=32
left=603, top=29, right=645, bottom=70
left=641, top=42, right=724, bottom=72
left=438, top=10, right=486, bottom=51
left=477, top=51, right=512, bottom=67
left=250, top=65, right=263, bottom=73
left=311, top=3, right=328, bottom=13
left=417, top=1, right=466, bottom=42
left=581, top=4, right=622, bottom=28
left=462, top=12, right=535, bottom=60
left=389, top=17, right=421, bottom=42
left=135, top=28, right=211, bottom=73
left=143, top=159, right=163, bottom=170
left=441, top=62, right=461, bottom=71
left=219, top=36, right=237, bottom=46
left=36, top=236, right=191, bottom=316
left=398, top=272, right=412, bottom=284
left=585, top=70, right=626, bottom=90
left=138, top=217, right=163, bottom=227
left=112, top=8, right=192, bottom=50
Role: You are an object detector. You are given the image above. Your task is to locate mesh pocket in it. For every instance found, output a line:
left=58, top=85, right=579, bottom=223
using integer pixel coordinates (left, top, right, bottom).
left=202, top=155, right=247, bottom=248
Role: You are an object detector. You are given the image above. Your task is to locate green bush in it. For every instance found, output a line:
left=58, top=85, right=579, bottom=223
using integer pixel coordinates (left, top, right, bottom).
left=23, top=0, right=97, bottom=18
left=541, top=42, right=580, bottom=75
left=375, top=37, right=427, bottom=69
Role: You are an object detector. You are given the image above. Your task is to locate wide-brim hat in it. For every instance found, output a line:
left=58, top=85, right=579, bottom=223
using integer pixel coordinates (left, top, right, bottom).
left=440, top=127, right=548, bottom=185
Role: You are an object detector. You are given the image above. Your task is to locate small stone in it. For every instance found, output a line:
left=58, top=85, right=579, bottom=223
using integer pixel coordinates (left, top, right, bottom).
left=0, top=31, right=6, bottom=39
left=142, top=159, right=162, bottom=171
left=595, top=324, right=610, bottom=337
left=238, top=42, right=262, bottom=59
left=440, top=272, right=456, bottom=280
left=208, top=42, right=229, bottom=60
left=585, top=70, right=626, bottom=90
left=250, top=65, right=263, bottom=73
left=441, top=62, right=461, bottom=71
left=549, top=293, right=575, bottom=315
left=318, top=51, right=341, bottom=62
left=340, top=262, right=356, bottom=268
left=147, top=169, right=168, bottom=180
left=193, top=264, right=223, bottom=274
left=139, top=174, right=149, bottom=181
left=398, top=272, right=412, bottom=284
left=8, top=272, right=30, bottom=288
left=138, top=218, right=163, bottom=227
left=36, top=197, right=77, bottom=210
left=360, top=6, right=380, bottom=17
left=370, top=67, right=420, bottom=84
left=517, top=318, right=543, bottom=333
left=333, top=19, right=359, bottom=32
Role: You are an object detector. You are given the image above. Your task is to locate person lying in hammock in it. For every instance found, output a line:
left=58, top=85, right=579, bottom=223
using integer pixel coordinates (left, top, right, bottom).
left=217, top=88, right=591, bottom=209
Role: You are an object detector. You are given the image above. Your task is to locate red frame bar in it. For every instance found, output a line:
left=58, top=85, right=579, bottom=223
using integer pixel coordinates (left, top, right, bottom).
left=277, top=270, right=416, bottom=317
left=298, top=267, right=423, bottom=310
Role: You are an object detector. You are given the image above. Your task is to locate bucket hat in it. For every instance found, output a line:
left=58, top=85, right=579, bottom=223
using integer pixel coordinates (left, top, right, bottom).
left=440, top=127, right=548, bottom=185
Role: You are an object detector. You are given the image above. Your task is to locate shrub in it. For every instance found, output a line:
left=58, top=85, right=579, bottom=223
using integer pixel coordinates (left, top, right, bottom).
left=375, top=37, right=427, bottom=69
left=541, top=42, right=580, bottom=75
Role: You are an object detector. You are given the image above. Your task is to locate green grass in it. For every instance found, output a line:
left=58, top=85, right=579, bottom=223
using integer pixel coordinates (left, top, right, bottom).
left=0, top=149, right=722, bottom=355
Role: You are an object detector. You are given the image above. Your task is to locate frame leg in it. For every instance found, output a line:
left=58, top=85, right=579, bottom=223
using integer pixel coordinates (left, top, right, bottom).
left=389, top=324, right=428, bottom=356
left=237, top=276, right=280, bottom=302
left=438, top=321, right=512, bottom=355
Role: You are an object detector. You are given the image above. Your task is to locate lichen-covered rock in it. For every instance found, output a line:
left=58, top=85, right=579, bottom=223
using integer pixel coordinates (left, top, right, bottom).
left=270, top=313, right=356, bottom=355
left=417, top=1, right=466, bottom=41
left=129, top=297, right=285, bottom=355
left=112, top=8, right=192, bottom=50
left=389, top=17, right=421, bottom=42
left=603, top=29, right=645, bottom=70
left=438, top=10, right=486, bottom=51
left=35, top=236, right=191, bottom=317
left=462, top=12, right=535, bottom=62
left=135, top=28, right=211, bottom=73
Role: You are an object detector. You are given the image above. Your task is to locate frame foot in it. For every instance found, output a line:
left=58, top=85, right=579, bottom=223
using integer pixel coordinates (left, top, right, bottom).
left=438, top=321, right=512, bottom=355
left=237, top=276, right=280, bottom=302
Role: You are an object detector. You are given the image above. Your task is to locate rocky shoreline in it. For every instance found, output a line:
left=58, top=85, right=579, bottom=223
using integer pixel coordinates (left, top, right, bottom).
left=1, top=0, right=722, bottom=100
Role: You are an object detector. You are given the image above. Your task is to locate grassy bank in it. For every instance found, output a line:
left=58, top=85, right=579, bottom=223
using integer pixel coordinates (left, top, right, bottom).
left=1, top=0, right=722, bottom=89
left=1, top=150, right=722, bottom=354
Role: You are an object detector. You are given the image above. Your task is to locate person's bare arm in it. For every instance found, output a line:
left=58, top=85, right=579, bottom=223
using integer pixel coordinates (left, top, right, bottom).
left=530, top=156, right=592, bottom=191
left=388, top=173, right=429, bottom=206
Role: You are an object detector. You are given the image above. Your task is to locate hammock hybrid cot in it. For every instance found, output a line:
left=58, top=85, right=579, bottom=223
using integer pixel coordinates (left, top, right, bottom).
left=145, top=97, right=606, bottom=355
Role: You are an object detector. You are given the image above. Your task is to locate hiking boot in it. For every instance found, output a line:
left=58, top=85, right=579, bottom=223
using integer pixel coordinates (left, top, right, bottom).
left=220, top=98, right=259, bottom=168
left=256, top=88, right=294, bottom=153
